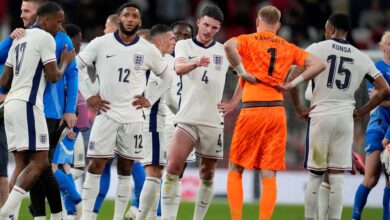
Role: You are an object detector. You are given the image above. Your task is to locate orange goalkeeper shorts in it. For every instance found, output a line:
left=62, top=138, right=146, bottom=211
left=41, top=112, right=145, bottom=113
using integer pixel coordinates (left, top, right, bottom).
left=229, top=106, right=287, bottom=170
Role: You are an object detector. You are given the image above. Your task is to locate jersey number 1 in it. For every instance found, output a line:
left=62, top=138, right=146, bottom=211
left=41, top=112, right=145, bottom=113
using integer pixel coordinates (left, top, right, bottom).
left=267, top=48, right=276, bottom=76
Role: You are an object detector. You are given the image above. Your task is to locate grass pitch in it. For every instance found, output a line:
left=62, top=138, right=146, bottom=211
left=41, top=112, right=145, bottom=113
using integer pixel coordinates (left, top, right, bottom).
left=17, top=199, right=380, bottom=219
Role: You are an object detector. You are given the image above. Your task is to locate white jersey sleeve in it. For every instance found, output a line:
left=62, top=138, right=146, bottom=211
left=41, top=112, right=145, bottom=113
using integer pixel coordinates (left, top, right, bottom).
left=174, top=40, right=187, bottom=60
left=39, top=33, right=56, bottom=65
left=77, top=37, right=99, bottom=69
left=5, top=44, right=15, bottom=67
left=147, top=45, right=168, bottom=76
left=364, top=54, right=381, bottom=79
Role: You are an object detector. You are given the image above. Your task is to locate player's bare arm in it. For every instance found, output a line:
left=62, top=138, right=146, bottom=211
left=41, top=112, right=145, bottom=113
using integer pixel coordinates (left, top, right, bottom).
left=354, top=74, right=390, bottom=119
left=369, top=88, right=390, bottom=107
left=44, top=45, right=75, bottom=83
left=281, top=54, right=325, bottom=90
left=87, top=95, right=110, bottom=112
left=218, top=83, right=242, bottom=116
left=174, top=56, right=210, bottom=75
left=223, top=37, right=257, bottom=83
left=288, top=66, right=316, bottom=119
left=0, top=65, right=14, bottom=92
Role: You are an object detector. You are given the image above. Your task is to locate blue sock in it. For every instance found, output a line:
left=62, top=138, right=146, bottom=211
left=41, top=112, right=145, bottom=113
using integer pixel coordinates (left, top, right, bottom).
left=383, top=187, right=390, bottom=220
left=61, top=190, right=76, bottom=215
left=54, top=169, right=82, bottom=203
left=131, top=162, right=145, bottom=208
left=353, top=184, right=371, bottom=220
left=93, top=162, right=111, bottom=213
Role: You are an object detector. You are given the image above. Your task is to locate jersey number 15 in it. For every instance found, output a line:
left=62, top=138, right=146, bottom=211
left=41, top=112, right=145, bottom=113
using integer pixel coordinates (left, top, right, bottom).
left=326, top=55, right=353, bottom=90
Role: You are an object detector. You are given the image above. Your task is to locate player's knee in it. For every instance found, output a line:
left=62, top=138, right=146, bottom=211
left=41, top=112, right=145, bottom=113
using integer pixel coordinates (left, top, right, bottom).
left=117, top=166, right=132, bottom=176
left=199, top=166, right=215, bottom=181
left=228, top=162, right=244, bottom=173
left=167, top=161, right=182, bottom=176
left=145, top=165, right=163, bottom=178
left=87, top=159, right=106, bottom=174
left=363, top=175, right=380, bottom=188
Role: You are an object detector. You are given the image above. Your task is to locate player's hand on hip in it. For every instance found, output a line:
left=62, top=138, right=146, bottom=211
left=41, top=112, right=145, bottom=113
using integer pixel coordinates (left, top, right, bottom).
left=353, top=109, right=361, bottom=120
left=298, top=105, right=316, bottom=119
left=10, top=28, right=26, bottom=40
left=218, top=101, right=235, bottom=116
left=60, top=45, right=76, bottom=64
left=87, top=95, right=110, bottom=112
left=196, top=56, right=210, bottom=67
left=63, top=112, right=77, bottom=128
left=132, top=95, right=151, bottom=109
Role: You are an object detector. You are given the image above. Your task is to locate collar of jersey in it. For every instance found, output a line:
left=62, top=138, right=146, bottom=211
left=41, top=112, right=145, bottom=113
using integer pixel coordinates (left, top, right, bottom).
left=331, top=38, right=349, bottom=45
left=114, top=31, right=140, bottom=46
left=29, top=24, right=41, bottom=29
left=192, top=37, right=216, bottom=49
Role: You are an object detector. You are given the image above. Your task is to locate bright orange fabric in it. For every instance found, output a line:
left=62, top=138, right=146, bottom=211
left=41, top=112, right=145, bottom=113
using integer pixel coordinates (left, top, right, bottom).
left=227, top=171, right=243, bottom=220
left=230, top=107, right=286, bottom=170
left=259, top=177, right=277, bottom=220
left=236, top=31, right=309, bottom=101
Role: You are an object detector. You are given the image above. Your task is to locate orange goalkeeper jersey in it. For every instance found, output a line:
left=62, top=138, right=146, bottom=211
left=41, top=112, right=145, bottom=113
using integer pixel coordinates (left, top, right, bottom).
left=236, top=31, right=309, bottom=102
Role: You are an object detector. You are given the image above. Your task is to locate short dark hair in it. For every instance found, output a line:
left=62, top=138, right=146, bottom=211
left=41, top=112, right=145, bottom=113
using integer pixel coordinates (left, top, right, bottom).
left=117, top=2, right=141, bottom=15
left=328, top=13, right=350, bottom=32
left=200, top=5, right=224, bottom=23
left=37, top=1, right=63, bottom=17
left=170, top=21, right=194, bottom=37
left=150, top=24, right=170, bottom=39
left=64, top=24, right=81, bottom=38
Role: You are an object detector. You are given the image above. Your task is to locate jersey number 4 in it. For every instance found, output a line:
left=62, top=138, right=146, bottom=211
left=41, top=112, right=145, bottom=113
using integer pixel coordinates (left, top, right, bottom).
left=326, top=55, right=353, bottom=90
left=15, top=42, right=27, bottom=76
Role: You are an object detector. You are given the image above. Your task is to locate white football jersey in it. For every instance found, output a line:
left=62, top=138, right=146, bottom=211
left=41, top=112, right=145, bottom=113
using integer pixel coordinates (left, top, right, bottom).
left=308, top=39, right=381, bottom=117
left=77, top=33, right=168, bottom=123
left=5, top=28, right=56, bottom=111
left=173, top=38, right=229, bottom=128
left=144, top=54, right=176, bottom=132
left=163, top=54, right=180, bottom=129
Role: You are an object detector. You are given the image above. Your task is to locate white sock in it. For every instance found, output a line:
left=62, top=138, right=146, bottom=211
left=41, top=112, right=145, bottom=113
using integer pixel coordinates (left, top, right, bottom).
left=171, top=179, right=182, bottom=218
left=0, top=185, right=26, bottom=218
left=161, top=173, right=179, bottom=220
left=34, top=217, right=46, bottom=220
left=81, top=172, right=101, bottom=220
left=194, top=179, right=214, bottom=220
left=304, top=172, right=323, bottom=220
left=61, top=196, right=68, bottom=219
left=10, top=201, right=21, bottom=220
left=318, top=181, right=330, bottom=220
left=137, top=177, right=160, bottom=220
left=114, top=175, right=132, bottom=220
left=146, top=184, right=161, bottom=220
left=50, top=212, right=62, bottom=220
left=328, top=174, right=344, bottom=220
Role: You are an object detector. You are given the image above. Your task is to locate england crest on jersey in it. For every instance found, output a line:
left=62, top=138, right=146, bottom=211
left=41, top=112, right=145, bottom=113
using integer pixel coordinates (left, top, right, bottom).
left=134, top=54, right=144, bottom=70
left=213, top=55, right=223, bottom=70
